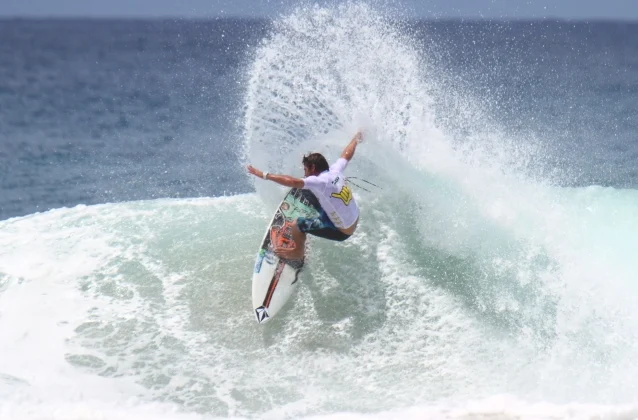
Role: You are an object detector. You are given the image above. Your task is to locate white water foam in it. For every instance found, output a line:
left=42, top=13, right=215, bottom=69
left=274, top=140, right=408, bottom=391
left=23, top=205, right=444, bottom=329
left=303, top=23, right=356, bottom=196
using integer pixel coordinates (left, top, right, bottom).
left=2, top=195, right=638, bottom=419
left=241, top=0, right=638, bottom=411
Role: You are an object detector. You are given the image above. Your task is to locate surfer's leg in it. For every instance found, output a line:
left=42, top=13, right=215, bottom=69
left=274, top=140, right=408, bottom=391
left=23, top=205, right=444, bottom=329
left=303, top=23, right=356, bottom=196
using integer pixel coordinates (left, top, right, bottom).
left=290, top=222, right=307, bottom=256
left=275, top=211, right=348, bottom=261
left=274, top=220, right=306, bottom=260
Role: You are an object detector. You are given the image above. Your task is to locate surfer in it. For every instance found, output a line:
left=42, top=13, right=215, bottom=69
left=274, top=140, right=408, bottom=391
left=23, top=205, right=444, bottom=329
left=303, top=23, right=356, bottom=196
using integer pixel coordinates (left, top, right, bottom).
left=247, top=131, right=362, bottom=260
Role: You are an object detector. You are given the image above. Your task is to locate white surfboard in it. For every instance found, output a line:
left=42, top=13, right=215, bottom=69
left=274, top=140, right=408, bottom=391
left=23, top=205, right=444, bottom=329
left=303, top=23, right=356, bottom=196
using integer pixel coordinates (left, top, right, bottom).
left=251, top=188, right=321, bottom=323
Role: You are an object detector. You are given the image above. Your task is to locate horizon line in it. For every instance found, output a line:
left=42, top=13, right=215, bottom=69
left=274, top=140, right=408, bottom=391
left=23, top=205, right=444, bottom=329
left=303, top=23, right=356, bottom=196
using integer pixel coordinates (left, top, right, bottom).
left=1, top=15, right=638, bottom=23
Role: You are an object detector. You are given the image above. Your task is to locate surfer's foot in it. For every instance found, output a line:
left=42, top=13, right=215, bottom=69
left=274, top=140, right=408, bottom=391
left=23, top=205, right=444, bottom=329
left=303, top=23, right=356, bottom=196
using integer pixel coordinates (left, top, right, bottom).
left=274, top=246, right=304, bottom=261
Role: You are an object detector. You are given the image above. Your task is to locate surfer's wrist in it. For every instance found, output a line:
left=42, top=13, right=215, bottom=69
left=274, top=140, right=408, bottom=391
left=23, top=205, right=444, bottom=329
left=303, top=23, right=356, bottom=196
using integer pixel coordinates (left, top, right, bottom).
left=263, top=171, right=269, bottom=180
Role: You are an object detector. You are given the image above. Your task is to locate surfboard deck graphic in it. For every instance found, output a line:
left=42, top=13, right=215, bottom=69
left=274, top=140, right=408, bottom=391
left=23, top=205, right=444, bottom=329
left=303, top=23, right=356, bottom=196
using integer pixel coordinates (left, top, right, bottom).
left=251, top=188, right=321, bottom=323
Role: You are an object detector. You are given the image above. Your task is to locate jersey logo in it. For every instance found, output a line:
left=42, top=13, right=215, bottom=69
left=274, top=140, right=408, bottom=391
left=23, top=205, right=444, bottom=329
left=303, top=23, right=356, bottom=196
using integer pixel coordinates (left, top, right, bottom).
left=331, top=186, right=353, bottom=205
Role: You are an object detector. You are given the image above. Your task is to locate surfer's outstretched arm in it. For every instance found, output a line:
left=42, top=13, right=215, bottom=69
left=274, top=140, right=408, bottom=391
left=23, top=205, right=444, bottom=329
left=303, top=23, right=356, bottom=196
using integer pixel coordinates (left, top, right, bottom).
left=247, top=165, right=304, bottom=188
left=340, top=131, right=363, bottom=161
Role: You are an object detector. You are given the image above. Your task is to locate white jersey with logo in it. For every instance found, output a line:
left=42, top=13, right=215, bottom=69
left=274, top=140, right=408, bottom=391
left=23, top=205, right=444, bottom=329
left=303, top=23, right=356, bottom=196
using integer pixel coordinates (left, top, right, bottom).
left=303, top=158, right=359, bottom=229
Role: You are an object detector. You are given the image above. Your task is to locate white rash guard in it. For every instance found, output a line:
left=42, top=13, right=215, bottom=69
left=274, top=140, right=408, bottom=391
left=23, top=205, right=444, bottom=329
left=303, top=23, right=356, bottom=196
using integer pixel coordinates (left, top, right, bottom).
left=302, top=158, right=359, bottom=229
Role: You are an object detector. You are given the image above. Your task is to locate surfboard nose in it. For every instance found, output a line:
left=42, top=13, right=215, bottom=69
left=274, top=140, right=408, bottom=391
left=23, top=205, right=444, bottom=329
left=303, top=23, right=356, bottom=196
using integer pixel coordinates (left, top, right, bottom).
left=255, top=306, right=270, bottom=323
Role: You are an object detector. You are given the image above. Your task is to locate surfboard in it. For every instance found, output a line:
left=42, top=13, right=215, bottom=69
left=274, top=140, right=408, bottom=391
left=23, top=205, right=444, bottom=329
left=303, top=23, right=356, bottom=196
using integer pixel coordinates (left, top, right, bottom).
left=251, top=188, right=321, bottom=323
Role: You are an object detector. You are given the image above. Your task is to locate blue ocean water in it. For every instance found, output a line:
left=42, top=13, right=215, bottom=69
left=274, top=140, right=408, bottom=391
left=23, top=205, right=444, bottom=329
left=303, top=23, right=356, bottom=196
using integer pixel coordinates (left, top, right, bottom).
left=0, top=18, right=268, bottom=219
left=2, top=17, right=637, bottom=220
left=2, top=3, right=638, bottom=420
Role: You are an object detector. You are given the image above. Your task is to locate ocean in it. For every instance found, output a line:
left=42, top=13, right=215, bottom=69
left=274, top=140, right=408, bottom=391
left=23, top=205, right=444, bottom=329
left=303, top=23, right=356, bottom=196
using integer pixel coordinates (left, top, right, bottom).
left=2, top=2, right=638, bottom=419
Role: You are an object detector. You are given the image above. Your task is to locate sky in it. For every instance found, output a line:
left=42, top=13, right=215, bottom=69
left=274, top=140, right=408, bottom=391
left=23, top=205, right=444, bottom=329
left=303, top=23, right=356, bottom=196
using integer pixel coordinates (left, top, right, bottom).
left=1, top=0, right=637, bottom=20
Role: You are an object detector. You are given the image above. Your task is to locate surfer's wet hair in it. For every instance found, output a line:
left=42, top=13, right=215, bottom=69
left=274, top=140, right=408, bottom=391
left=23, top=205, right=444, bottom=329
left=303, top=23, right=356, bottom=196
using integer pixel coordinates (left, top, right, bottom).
left=302, top=153, right=329, bottom=173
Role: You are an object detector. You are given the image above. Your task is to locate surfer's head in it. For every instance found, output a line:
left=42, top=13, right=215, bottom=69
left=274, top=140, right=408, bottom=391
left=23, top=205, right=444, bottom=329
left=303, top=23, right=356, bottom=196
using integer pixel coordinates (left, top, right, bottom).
left=302, top=153, right=329, bottom=176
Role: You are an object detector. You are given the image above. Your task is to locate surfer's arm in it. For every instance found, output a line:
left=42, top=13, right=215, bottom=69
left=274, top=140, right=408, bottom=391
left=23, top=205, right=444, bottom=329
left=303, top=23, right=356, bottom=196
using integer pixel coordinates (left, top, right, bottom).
left=247, top=165, right=304, bottom=188
left=340, top=131, right=363, bottom=161
left=264, top=173, right=304, bottom=188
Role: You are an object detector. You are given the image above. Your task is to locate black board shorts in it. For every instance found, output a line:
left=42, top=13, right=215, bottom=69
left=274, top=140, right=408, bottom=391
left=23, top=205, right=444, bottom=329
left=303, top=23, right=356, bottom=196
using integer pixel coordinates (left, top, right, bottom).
left=296, top=208, right=351, bottom=242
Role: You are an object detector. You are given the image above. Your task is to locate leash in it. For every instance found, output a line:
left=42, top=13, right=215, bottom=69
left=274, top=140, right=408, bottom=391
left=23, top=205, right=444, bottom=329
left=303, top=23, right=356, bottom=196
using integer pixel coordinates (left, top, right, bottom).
left=345, top=177, right=382, bottom=192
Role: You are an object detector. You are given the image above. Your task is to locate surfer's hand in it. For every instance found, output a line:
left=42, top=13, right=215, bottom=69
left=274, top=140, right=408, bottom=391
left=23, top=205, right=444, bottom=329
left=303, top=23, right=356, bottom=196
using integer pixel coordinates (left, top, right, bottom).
left=247, top=165, right=262, bottom=178
left=354, top=131, right=363, bottom=143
